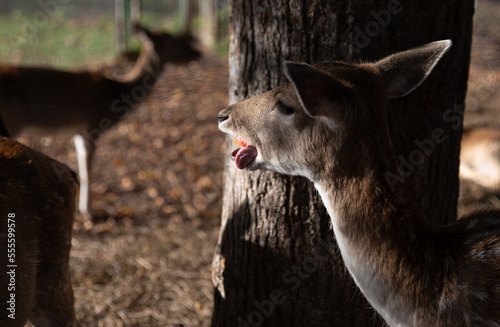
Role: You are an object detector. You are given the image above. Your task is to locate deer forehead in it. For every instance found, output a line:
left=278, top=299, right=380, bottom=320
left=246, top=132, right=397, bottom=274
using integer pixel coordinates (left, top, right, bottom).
left=241, top=85, right=300, bottom=111
left=224, top=62, right=384, bottom=139
left=231, top=62, right=378, bottom=114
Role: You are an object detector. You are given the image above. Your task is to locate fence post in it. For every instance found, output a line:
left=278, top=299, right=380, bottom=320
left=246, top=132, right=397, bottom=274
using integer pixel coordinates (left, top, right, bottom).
left=115, top=0, right=133, bottom=53
left=114, top=0, right=125, bottom=53
left=131, top=0, right=141, bottom=23
left=199, top=0, right=217, bottom=48
left=179, top=0, right=191, bottom=33
left=124, top=0, right=131, bottom=44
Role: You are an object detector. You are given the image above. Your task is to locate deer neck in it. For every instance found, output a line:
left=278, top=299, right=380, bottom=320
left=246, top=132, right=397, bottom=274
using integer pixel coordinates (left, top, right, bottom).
left=118, top=42, right=162, bottom=92
left=313, top=133, right=438, bottom=326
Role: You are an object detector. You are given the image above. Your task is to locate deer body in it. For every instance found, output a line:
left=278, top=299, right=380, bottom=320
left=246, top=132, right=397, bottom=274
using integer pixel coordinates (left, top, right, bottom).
left=0, top=24, right=200, bottom=221
left=0, top=137, right=79, bottom=326
left=218, top=41, right=500, bottom=326
left=460, top=127, right=500, bottom=190
left=0, top=67, right=136, bottom=136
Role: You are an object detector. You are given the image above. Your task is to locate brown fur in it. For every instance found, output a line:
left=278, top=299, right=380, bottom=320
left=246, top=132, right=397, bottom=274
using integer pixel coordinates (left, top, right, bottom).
left=218, top=41, right=500, bottom=326
left=460, top=127, right=500, bottom=190
left=0, top=137, right=79, bottom=326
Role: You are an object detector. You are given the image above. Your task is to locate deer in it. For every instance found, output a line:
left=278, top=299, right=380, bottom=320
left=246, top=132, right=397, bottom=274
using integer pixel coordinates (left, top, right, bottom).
left=218, top=40, right=500, bottom=326
left=0, top=137, right=79, bottom=327
left=460, top=127, right=500, bottom=190
left=0, top=24, right=200, bottom=222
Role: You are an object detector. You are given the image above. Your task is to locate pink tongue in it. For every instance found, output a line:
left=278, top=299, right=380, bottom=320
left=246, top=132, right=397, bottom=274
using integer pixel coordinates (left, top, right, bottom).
left=232, top=147, right=258, bottom=169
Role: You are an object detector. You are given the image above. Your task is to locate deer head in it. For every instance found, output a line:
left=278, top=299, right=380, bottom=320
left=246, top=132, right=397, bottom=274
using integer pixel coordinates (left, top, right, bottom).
left=133, top=23, right=201, bottom=66
left=218, top=40, right=451, bottom=183
left=217, top=41, right=500, bottom=327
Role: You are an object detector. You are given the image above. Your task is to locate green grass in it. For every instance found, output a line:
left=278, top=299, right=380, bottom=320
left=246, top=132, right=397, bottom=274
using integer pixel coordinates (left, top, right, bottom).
left=0, top=10, right=116, bottom=69
left=0, top=7, right=230, bottom=69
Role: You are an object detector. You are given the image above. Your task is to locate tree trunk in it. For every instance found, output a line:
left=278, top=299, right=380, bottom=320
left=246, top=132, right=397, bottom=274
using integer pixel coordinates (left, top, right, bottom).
left=212, top=1, right=474, bottom=326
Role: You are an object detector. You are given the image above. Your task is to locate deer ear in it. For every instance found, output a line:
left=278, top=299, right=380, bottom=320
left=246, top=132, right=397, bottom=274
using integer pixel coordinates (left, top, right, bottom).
left=133, top=23, right=159, bottom=45
left=283, top=61, right=351, bottom=123
left=133, top=23, right=150, bottom=43
left=375, top=40, right=452, bottom=98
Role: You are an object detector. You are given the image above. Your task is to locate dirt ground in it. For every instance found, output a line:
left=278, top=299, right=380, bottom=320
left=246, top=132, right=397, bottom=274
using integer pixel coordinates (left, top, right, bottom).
left=458, top=0, right=500, bottom=216
left=20, top=1, right=500, bottom=326
left=22, top=52, right=228, bottom=327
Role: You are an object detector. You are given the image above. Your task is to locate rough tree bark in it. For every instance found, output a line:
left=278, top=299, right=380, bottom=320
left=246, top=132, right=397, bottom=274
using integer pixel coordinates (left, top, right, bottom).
left=212, top=1, right=474, bottom=326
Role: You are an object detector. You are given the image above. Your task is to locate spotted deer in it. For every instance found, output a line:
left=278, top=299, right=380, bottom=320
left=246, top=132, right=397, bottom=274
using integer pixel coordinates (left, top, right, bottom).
left=460, top=127, right=500, bottom=190
left=0, top=24, right=200, bottom=221
left=218, top=40, right=500, bottom=326
left=0, top=137, right=79, bottom=326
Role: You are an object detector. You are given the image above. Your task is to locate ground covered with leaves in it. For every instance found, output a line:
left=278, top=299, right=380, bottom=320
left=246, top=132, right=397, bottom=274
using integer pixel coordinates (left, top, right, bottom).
left=458, top=0, right=500, bottom=216
left=23, top=53, right=228, bottom=327
left=20, top=1, right=500, bottom=326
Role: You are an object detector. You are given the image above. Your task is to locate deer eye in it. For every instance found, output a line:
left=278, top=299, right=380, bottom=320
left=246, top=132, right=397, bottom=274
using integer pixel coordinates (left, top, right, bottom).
left=275, top=100, right=294, bottom=116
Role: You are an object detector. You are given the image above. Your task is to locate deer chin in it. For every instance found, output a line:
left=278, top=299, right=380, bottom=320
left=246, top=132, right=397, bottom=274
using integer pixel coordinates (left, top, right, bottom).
left=231, top=146, right=258, bottom=170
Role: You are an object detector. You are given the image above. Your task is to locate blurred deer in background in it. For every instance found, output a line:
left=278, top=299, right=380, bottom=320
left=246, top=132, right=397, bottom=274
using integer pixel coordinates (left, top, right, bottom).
left=218, top=40, right=500, bottom=326
left=460, top=127, right=500, bottom=190
left=0, top=24, right=200, bottom=222
left=0, top=137, right=79, bottom=327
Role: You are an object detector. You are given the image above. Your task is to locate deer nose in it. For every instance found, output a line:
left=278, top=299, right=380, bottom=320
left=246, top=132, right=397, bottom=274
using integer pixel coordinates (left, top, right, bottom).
left=218, top=113, right=229, bottom=123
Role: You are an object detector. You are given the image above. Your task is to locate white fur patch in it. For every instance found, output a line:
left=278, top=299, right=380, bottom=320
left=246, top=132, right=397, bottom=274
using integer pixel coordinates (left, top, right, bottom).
left=74, top=135, right=90, bottom=219
left=315, top=183, right=413, bottom=327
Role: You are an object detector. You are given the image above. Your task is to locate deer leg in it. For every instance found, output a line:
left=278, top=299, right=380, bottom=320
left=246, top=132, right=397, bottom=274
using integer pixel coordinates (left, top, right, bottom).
left=73, top=134, right=95, bottom=223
